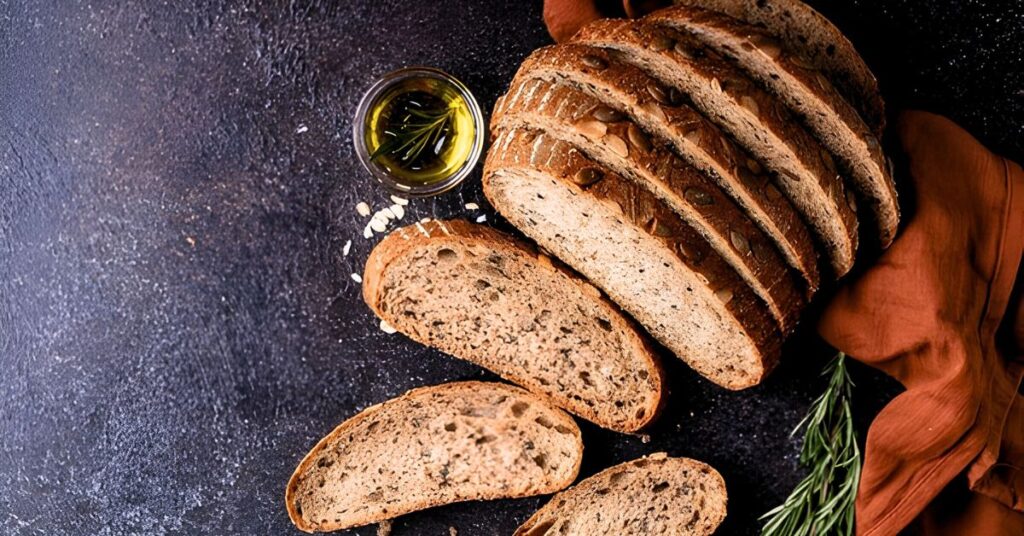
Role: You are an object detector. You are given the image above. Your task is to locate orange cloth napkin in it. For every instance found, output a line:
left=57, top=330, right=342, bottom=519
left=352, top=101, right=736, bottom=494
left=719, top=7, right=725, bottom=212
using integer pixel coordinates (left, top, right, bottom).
left=818, top=111, right=1024, bottom=536
left=542, top=3, right=1024, bottom=534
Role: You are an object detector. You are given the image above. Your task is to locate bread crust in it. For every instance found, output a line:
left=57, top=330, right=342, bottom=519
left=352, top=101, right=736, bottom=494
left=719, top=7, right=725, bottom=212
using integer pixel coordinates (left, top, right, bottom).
left=485, top=127, right=782, bottom=389
left=285, top=381, right=584, bottom=532
left=362, top=219, right=666, bottom=432
left=671, top=0, right=885, bottom=136
left=496, top=43, right=822, bottom=291
left=573, top=19, right=859, bottom=276
left=493, top=75, right=808, bottom=331
left=648, top=6, right=898, bottom=246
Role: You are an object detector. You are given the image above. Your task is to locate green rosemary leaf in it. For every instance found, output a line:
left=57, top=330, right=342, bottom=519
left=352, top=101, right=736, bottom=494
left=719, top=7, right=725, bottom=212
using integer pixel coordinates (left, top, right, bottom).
left=371, top=106, right=454, bottom=164
left=760, top=352, right=861, bottom=536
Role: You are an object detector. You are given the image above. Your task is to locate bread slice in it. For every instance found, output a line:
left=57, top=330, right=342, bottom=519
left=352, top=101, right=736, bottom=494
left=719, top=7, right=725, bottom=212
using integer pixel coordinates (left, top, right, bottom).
left=495, top=43, right=821, bottom=291
left=285, top=381, right=583, bottom=533
left=515, top=453, right=727, bottom=536
left=671, top=0, right=885, bottom=136
left=485, top=127, right=782, bottom=389
left=573, top=19, right=859, bottom=276
left=362, top=219, right=664, bottom=432
left=648, top=6, right=899, bottom=246
left=493, top=77, right=807, bottom=331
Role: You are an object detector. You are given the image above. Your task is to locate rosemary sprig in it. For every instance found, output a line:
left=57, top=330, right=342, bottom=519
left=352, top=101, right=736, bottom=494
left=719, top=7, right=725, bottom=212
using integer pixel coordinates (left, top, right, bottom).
left=370, top=105, right=455, bottom=164
left=761, top=352, right=861, bottom=536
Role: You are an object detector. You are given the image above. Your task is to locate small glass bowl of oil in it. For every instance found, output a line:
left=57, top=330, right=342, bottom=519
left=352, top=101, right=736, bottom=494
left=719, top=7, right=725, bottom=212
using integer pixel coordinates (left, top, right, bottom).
left=353, top=67, right=485, bottom=197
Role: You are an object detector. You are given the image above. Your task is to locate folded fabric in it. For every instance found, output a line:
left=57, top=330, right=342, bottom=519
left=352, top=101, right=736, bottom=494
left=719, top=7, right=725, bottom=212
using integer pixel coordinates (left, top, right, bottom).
left=819, top=111, right=1023, bottom=536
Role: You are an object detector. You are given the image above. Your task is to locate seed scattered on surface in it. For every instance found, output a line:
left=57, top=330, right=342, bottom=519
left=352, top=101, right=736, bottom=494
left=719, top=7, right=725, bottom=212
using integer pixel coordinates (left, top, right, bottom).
left=465, top=202, right=480, bottom=210
left=420, top=217, right=431, bottom=223
left=185, top=236, right=196, bottom=247
left=593, top=106, right=624, bottom=122
left=572, top=167, right=604, bottom=186
left=577, top=119, right=608, bottom=138
left=370, top=219, right=387, bottom=233
left=390, top=204, right=405, bottom=220
left=581, top=54, right=608, bottom=69
left=739, top=95, right=759, bottom=115
left=343, top=240, right=352, bottom=256
left=356, top=202, right=371, bottom=217
left=390, top=195, right=408, bottom=206
left=730, top=230, right=751, bottom=255
left=351, top=273, right=363, bottom=283
left=476, top=214, right=487, bottom=223
left=651, top=34, right=675, bottom=52
left=684, top=187, right=714, bottom=206
left=379, top=319, right=397, bottom=334
left=627, top=123, right=651, bottom=153
left=380, top=207, right=396, bottom=220
left=604, top=134, right=629, bottom=157
left=715, top=288, right=734, bottom=304
left=363, top=225, right=373, bottom=239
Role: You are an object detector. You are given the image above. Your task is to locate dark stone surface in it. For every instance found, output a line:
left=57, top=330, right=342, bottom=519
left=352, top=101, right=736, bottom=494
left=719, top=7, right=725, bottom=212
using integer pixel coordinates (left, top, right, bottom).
left=0, top=1, right=1018, bottom=535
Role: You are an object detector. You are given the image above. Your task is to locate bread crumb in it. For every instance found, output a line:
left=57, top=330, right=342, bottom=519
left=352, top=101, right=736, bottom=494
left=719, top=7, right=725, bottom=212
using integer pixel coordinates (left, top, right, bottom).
left=390, top=204, right=405, bottom=220
left=376, top=520, right=392, bottom=536
left=640, top=434, right=651, bottom=444
left=475, top=215, right=487, bottom=223
left=379, top=319, right=397, bottom=334
left=449, top=527, right=458, bottom=536
left=185, top=236, right=196, bottom=247
left=464, top=202, right=479, bottom=210
left=342, top=240, right=352, bottom=256
left=351, top=273, right=363, bottom=283
left=390, top=195, right=408, bottom=206
left=356, top=202, right=371, bottom=217
left=295, top=124, right=308, bottom=134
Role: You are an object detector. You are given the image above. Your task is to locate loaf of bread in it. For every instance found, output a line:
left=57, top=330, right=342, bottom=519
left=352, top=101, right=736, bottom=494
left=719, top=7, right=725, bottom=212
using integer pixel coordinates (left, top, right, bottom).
left=362, top=219, right=664, bottom=432
left=515, top=453, right=728, bottom=536
left=285, top=381, right=583, bottom=532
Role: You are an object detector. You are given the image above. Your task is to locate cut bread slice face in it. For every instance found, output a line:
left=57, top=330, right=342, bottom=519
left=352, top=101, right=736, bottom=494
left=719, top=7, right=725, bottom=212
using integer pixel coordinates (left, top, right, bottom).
left=493, top=77, right=806, bottom=331
left=671, top=0, right=885, bottom=136
left=495, top=43, right=821, bottom=291
left=362, top=219, right=664, bottom=432
left=515, top=453, right=727, bottom=536
left=573, top=19, right=859, bottom=276
left=648, top=6, right=899, bottom=246
left=285, top=381, right=583, bottom=533
left=484, top=127, right=782, bottom=389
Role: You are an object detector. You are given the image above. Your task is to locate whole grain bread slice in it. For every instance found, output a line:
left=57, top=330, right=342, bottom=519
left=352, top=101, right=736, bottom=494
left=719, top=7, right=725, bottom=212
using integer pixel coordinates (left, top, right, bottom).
left=485, top=127, right=782, bottom=389
left=515, top=453, right=727, bottom=536
left=285, top=381, right=583, bottom=533
left=494, top=43, right=821, bottom=291
left=648, top=6, right=899, bottom=246
left=493, top=76, right=806, bottom=331
left=362, top=219, right=664, bottom=432
left=671, top=0, right=885, bottom=136
left=573, top=19, right=859, bottom=276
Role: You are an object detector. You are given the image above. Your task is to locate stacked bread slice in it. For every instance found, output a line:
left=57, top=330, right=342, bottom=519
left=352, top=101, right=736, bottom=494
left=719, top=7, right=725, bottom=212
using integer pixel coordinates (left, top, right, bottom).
left=484, top=3, right=898, bottom=390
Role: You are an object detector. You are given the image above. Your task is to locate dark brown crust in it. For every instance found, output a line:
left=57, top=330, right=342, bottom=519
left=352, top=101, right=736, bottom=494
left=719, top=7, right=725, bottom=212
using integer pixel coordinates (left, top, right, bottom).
left=514, top=453, right=727, bottom=536
left=362, top=219, right=666, bottom=432
left=494, top=75, right=808, bottom=331
left=284, top=381, right=583, bottom=533
left=647, top=6, right=899, bottom=247
left=497, top=43, right=822, bottom=292
left=671, top=0, right=885, bottom=136
left=485, top=127, right=783, bottom=389
left=572, top=19, right=859, bottom=276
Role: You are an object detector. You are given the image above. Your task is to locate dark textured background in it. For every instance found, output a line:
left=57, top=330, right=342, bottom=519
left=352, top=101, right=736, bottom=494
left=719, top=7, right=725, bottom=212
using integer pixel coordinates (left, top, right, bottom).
left=1, top=1, right=1021, bottom=535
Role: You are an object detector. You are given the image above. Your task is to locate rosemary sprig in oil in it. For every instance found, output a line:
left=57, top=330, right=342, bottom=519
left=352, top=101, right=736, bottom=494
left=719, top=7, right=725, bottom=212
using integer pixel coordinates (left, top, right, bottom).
left=761, top=352, right=861, bottom=536
left=370, top=105, right=455, bottom=165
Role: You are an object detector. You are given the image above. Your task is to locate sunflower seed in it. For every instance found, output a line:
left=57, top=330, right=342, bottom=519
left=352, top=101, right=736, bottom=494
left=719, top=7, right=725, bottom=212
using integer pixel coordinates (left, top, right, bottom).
left=582, top=54, right=608, bottom=69
left=730, top=230, right=751, bottom=255
left=845, top=188, right=858, bottom=211
left=673, top=41, right=693, bottom=59
left=651, top=34, right=675, bottom=52
left=683, top=129, right=702, bottom=145
left=342, top=240, right=352, bottom=256
left=739, top=95, right=760, bottom=115
left=750, top=35, right=782, bottom=59
left=593, top=106, right=624, bottom=122
left=572, top=167, right=604, bottom=186
left=627, top=123, right=651, bottom=153
left=715, top=288, right=734, bottom=304
left=356, top=202, right=371, bottom=217
left=351, top=273, right=363, bottom=283
left=641, top=101, right=667, bottom=121
left=605, top=134, right=629, bottom=157
left=464, top=202, right=480, bottom=210
left=577, top=119, right=608, bottom=138
left=390, top=204, right=405, bottom=220
left=646, top=81, right=670, bottom=105
left=390, top=195, right=409, bottom=206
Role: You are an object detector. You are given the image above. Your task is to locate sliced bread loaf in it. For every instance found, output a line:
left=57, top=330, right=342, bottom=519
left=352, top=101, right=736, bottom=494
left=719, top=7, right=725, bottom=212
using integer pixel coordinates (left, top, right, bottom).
left=515, top=453, right=728, bottom=536
left=285, top=381, right=583, bottom=533
left=648, top=6, right=899, bottom=246
left=485, top=127, right=782, bottom=389
left=493, top=77, right=806, bottom=331
left=362, top=219, right=664, bottom=432
left=573, top=19, right=859, bottom=276
left=495, top=43, right=821, bottom=291
left=671, top=0, right=885, bottom=136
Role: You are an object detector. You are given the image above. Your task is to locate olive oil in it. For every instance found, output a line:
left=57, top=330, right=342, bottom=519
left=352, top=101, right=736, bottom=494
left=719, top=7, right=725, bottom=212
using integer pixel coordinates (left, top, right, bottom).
left=363, top=76, right=478, bottom=187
